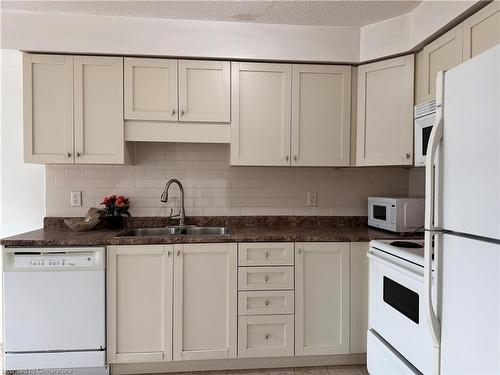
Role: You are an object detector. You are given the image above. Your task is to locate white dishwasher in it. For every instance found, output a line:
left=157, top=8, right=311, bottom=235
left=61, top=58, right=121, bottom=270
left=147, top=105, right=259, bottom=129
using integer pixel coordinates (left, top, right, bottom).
left=3, top=246, right=106, bottom=372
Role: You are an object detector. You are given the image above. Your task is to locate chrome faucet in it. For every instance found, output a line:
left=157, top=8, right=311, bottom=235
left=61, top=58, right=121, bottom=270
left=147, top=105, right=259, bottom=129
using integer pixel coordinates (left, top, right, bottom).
left=160, top=179, right=186, bottom=226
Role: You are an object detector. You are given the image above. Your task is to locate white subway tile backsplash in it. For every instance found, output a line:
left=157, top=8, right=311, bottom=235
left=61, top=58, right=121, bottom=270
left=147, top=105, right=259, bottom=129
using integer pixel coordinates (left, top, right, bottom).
left=45, top=143, right=412, bottom=217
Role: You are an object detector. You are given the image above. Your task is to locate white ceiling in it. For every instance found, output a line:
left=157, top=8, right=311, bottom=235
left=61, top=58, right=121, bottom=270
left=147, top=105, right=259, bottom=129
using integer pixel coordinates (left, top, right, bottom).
left=1, top=0, right=422, bottom=28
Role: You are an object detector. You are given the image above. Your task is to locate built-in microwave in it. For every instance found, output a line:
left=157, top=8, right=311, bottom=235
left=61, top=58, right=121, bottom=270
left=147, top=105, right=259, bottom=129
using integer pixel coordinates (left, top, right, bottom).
left=368, top=197, right=425, bottom=233
left=414, top=99, right=436, bottom=167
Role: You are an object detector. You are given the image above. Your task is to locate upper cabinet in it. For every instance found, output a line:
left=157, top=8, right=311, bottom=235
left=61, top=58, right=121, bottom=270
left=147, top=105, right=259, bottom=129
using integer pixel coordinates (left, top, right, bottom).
left=231, top=62, right=292, bottom=166
left=416, top=2, right=499, bottom=104
left=125, top=58, right=230, bottom=123
left=415, top=25, right=463, bottom=104
left=23, top=54, right=126, bottom=164
left=178, top=60, right=231, bottom=123
left=124, top=58, right=178, bottom=121
left=291, top=65, right=351, bottom=167
left=231, top=62, right=351, bottom=166
left=356, top=55, right=414, bottom=166
left=462, top=1, right=500, bottom=61
left=74, top=56, right=124, bottom=164
left=23, top=54, right=74, bottom=164
left=124, top=58, right=231, bottom=143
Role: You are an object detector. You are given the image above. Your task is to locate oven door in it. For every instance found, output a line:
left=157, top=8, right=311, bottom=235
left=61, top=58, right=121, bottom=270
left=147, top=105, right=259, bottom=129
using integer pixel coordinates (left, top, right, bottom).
left=414, top=112, right=434, bottom=167
left=368, top=249, right=433, bottom=374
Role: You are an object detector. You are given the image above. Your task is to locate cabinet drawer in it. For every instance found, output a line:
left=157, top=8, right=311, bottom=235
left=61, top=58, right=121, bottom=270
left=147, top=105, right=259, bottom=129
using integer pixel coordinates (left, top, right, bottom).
left=238, top=315, right=294, bottom=358
left=238, top=267, right=294, bottom=291
left=238, top=291, right=294, bottom=315
left=238, top=243, right=294, bottom=266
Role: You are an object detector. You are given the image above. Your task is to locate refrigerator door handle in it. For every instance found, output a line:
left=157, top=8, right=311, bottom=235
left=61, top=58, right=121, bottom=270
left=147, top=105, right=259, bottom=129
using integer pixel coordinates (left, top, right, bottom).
left=425, top=70, right=445, bottom=231
left=424, top=230, right=441, bottom=346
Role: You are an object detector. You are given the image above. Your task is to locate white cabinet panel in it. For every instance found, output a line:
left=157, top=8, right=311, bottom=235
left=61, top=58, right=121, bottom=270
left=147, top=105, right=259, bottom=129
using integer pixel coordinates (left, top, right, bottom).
left=462, top=1, right=500, bottom=61
left=356, top=55, right=414, bottom=166
left=238, top=242, right=294, bottom=266
left=74, top=56, right=124, bottom=164
left=291, top=65, right=351, bottom=166
left=107, top=245, right=173, bottom=364
left=179, top=60, right=230, bottom=123
left=238, top=266, right=294, bottom=291
left=23, top=54, right=74, bottom=164
left=416, top=25, right=463, bottom=104
left=238, top=291, right=295, bottom=316
left=124, top=58, right=178, bottom=121
left=173, top=243, right=237, bottom=361
left=295, top=242, right=350, bottom=356
left=231, top=62, right=291, bottom=166
left=350, top=242, right=369, bottom=354
left=238, top=315, right=294, bottom=358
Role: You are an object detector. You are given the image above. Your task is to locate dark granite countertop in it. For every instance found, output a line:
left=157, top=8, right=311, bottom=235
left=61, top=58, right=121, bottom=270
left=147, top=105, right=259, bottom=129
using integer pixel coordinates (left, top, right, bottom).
left=0, top=216, right=423, bottom=247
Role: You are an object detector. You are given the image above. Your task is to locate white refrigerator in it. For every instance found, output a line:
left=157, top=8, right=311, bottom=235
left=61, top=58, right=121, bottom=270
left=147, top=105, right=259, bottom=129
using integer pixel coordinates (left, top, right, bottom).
left=424, top=45, right=500, bottom=374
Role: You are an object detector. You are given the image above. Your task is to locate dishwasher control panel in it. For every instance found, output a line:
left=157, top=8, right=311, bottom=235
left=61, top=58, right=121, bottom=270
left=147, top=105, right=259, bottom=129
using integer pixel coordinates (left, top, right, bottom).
left=14, top=254, right=96, bottom=268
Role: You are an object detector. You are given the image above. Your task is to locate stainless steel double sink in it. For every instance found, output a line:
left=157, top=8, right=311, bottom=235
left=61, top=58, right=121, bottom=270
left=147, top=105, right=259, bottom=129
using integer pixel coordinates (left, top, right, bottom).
left=116, top=226, right=231, bottom=237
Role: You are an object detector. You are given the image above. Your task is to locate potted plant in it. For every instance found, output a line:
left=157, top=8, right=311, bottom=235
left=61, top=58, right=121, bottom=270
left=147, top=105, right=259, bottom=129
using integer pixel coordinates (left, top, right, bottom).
left=99, top=195, right=131, bottom=229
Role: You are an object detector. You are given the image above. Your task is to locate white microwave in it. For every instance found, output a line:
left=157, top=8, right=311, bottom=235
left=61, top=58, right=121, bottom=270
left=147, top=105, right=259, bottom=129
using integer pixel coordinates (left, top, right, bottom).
left=368, top=197, right=425, bottom=233
left=414, top=99, right=436, bottom=167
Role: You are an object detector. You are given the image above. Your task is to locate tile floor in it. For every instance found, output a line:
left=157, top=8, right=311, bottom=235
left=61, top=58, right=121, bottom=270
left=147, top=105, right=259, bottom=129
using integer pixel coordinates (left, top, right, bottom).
left=149, top=365, right=368, bottom=375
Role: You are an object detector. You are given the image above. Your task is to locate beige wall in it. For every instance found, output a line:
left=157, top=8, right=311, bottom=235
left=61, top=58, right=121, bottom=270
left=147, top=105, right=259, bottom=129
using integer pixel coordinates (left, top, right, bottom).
left=45, top=143, right=412, bottom=217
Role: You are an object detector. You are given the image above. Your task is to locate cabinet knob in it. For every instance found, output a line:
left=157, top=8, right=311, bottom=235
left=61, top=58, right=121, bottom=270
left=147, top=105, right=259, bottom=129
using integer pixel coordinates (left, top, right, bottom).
left=177, top=250, right=181, bottom=257
left=265, top=252, right=269, bottom=259
left=172, top=109, right=176, bottom=116
left=67, top=152, right=72, bottom=158
left=265, top=300, right=270, bottom=306
left=181, top=110, right=185, bottom=116
left=294, top=156, right=297, bottom=162
left=285, top=156, right=289, bottom=162
left=76, top=152, right=81, bottom=158
left=405, top=153, right=411, bottom=159
left=298, top=248, right=302, bottom=255
left=167, top=251, right=171, bottom=257
left=265, top=333, right=271, bottom=340
left=265, top=275, right=269, bottom=283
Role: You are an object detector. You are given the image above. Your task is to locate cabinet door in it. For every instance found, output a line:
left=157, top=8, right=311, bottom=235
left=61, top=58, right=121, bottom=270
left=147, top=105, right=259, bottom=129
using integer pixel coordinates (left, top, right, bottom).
left=416, top=25, right=463, bottom=104
left=74, top=56, right=124, bottom=164
left=291, top=65, right=351, bottom=166
left=295, top=242, right=350, bottom=356
left=462, top=2, right=500, bottom=61
left=173, top=243, right=237, bottom=361
left=231, top=62, right=291, bottom=166
left=356, top=55, right=414, bottom=166
left=107, top=245, right=173, bottom=363
left=178, top=60, right=230, bottom=123
left=23, top=54, right=74, bottom=164
left=349, top=242, right=369, bottom=354
left=124, top=58, right=178, bottom=121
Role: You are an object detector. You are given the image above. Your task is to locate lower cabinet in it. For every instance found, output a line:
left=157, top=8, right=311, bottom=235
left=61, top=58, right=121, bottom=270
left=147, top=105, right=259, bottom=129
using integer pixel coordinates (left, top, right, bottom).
left=107, top=245, right=173, bottom=363
left=238, top=315, right=295, bottom=358
left=173, top=243, right=237, bottom=360
left=295, top=242, right=350, bottom=356
left=107, top=243, right=237, bottom=364
left=108, top=241, right=368, bottom=365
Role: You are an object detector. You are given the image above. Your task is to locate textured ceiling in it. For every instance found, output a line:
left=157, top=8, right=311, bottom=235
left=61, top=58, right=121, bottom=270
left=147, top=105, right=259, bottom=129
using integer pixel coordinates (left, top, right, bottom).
left=0, top=1, right=422, bottom=27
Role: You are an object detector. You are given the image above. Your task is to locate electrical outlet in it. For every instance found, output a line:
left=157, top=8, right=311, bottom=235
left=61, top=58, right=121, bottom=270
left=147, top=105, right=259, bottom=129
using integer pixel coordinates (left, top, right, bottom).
left=71, top=191, right=82, bottom=207
left=307, top=192, right=317, bottom=207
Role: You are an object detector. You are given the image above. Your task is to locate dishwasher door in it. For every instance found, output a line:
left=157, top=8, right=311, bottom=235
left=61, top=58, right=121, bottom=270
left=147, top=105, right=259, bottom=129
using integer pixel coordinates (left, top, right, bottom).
left=3, top=247, right=105, bottom=354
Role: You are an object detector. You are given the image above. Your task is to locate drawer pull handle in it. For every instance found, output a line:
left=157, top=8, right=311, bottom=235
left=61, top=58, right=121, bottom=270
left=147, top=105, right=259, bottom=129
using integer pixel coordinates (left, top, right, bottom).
left=265, top=252, right=269, bottom=259
left=265, top=333, right=271, bottom=340
left=265, top=275, right=269, bottom=283
left=265, top=300, right=270, bottom=306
